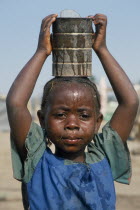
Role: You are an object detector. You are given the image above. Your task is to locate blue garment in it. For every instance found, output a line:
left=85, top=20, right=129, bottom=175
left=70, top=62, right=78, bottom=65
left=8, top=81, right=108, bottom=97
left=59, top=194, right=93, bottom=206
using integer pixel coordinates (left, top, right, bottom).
left=27, top=148, right=115, bottom=210
left=10, top=122, right=131, bottom=210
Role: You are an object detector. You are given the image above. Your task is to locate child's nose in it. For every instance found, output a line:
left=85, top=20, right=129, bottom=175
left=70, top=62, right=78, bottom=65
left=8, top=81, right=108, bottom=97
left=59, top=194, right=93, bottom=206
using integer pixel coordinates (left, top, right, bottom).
left=64, top=115, right=80, bottom=130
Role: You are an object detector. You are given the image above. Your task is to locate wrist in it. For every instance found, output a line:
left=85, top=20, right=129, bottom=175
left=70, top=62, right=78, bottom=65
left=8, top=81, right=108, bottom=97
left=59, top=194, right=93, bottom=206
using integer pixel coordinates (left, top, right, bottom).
left=35, top=49, right=49, bottom=59
left=94, top=46, right=109, bottom=56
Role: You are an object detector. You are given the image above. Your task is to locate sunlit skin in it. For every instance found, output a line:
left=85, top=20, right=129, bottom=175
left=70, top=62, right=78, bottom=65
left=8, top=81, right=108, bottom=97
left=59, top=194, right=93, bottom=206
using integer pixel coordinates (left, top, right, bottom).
left=38, top=82, right=103, bottom=162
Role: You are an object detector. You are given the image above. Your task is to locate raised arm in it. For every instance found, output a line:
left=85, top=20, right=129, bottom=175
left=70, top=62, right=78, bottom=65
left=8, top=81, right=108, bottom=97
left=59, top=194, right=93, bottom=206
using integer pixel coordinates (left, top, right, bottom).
left=6, top=14, right=57, bottom=159
left=90, top=14, right=139, bottom=142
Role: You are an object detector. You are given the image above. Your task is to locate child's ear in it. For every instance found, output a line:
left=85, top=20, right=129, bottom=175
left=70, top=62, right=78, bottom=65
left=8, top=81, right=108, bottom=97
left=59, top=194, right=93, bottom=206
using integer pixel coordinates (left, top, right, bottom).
left=37, top=110, right=45, bottom=128
left=95, top=113, right=103, bottom=134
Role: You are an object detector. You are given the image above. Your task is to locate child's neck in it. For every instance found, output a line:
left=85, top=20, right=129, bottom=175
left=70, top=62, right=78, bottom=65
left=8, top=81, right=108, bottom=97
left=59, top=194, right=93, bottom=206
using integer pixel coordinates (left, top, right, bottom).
left=55, top=149, right=85, bottom=163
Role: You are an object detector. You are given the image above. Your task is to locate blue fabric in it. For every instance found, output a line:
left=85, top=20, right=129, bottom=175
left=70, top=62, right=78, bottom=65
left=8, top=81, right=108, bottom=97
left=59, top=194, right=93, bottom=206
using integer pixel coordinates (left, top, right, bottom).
left=10, top=121, right=131, bottom=209
left=27, top=147, right=116, bottom=210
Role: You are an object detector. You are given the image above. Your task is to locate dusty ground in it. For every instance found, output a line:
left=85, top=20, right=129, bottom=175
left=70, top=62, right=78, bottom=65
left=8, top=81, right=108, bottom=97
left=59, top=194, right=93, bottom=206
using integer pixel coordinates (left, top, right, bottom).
left=0, top=131, right=140, bottom=210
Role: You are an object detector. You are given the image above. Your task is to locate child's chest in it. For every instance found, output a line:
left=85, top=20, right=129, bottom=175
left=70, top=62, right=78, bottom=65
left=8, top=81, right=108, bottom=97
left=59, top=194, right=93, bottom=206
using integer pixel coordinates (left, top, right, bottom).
left=26, top=150, right=116, bottom=210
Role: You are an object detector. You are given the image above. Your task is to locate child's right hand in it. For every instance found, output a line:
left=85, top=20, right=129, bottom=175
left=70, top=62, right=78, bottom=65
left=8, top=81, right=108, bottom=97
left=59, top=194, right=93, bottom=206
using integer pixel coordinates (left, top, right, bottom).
left=37, top=14, right=58, bottom=56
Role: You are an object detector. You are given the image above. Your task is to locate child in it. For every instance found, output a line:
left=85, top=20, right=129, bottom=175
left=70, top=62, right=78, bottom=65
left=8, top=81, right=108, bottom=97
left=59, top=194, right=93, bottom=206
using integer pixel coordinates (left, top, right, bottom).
left=6, top=14, right=139, bottom=210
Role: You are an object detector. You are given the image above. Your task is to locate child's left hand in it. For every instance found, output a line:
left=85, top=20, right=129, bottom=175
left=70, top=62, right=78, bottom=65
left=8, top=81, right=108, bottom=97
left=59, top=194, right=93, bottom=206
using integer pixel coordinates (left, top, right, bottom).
left=88, top=14, right=107, bottom=53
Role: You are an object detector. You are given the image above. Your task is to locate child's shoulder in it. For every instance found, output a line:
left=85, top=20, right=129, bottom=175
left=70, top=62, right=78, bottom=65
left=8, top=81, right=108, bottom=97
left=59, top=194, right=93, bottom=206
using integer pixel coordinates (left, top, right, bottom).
left=87, top=122, right=131, bottom=184
left=10, top=121, right=46, bottom=183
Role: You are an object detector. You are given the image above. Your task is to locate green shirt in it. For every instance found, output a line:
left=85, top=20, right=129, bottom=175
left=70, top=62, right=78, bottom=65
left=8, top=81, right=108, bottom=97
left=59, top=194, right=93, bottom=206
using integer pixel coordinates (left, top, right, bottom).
left=10, top=121, right=131, bottom=185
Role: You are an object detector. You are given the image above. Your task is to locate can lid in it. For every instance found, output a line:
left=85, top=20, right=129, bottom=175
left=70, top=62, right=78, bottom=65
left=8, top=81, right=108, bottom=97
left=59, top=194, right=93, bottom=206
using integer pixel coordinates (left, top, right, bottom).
left=60, top=9, right=81, bottom=18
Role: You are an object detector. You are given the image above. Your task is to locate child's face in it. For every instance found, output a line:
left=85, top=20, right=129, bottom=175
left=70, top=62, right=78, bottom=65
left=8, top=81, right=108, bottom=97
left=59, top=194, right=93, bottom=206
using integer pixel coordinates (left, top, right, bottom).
left=40, top=82, right=102, bottom=158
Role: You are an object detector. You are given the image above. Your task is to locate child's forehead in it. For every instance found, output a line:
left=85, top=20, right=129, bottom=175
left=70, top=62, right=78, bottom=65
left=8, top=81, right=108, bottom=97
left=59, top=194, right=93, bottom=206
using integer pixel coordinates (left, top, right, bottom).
left=48, top=81, right=96, bottom=103
left=52, top=81, right=93, bottom=92
left=50, top=82, right=95, bottom=96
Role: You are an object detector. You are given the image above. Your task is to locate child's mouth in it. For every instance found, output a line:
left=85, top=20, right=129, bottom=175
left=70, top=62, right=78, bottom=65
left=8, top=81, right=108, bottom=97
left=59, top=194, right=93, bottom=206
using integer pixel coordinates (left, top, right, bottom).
left=62, top=137, right=82, bottom=144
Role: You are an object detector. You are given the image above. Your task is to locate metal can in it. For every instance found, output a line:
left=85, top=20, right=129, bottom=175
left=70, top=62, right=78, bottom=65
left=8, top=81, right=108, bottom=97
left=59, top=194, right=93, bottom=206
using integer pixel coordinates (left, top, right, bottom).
left=52, top=18, right=92, bottom=77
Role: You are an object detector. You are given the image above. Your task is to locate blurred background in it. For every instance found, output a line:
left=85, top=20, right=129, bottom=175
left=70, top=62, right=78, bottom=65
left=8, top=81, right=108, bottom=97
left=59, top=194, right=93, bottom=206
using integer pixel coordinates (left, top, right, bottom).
left=0, top=0, right=140, bottom=209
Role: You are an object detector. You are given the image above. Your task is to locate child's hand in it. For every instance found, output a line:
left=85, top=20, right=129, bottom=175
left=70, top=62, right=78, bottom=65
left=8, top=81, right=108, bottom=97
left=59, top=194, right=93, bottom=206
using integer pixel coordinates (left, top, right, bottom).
left=37, top=14, right=58, bottom=56
left=88, top=14, right=107, bottom=53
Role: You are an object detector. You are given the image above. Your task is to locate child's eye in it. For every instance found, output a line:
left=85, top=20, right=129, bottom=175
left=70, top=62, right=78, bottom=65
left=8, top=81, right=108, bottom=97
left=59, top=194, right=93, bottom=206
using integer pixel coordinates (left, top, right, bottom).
left=80, top=114, right=90, bottom=119
left=54, top=113, right=66, bottom=118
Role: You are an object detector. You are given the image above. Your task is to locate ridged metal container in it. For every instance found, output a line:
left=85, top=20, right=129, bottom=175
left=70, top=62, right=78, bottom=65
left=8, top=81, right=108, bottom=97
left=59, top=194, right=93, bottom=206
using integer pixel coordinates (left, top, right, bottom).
left=52, top=18, right=92, bottom=77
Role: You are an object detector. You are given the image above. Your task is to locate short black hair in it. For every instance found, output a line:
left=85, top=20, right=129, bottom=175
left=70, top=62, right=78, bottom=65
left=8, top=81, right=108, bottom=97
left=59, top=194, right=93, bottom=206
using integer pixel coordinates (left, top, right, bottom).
left=41, top=77, right=101, bottom=114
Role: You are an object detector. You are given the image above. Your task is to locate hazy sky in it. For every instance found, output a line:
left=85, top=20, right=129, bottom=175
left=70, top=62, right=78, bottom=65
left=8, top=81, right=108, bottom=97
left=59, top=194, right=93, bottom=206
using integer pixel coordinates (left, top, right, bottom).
left=0, top=0, right=140, bottom=97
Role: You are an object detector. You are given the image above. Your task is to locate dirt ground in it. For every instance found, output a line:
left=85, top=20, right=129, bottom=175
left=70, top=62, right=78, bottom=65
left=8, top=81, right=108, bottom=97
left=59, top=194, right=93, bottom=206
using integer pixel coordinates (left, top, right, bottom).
left=0, top=131, right=140, bottom=210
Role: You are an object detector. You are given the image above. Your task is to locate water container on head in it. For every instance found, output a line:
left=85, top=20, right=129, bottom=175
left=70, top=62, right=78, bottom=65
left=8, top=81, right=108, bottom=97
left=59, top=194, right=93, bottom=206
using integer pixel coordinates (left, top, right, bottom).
left=52, top=10, right=93, bottom=77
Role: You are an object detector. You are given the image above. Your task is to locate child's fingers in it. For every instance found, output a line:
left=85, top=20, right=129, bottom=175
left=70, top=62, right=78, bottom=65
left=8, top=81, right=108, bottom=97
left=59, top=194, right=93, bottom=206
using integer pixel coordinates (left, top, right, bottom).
left=93, top=14, right=107, bottom=20
left=41, top=14, right=58, bottom=32
left=43, top=18, right=56, bottom=33
left=87, top=14, right=107, bottom=32
left=42, top=14, right=57, bottom=26
left=42, top=15, right=57, bottom=32
left=93, top=14, right=107, bottom=26
left=94, top=19, right=106, bottom=27
left=41, top=15, right=53, bottom=29
left=93, top=19, right=107, bottom=26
